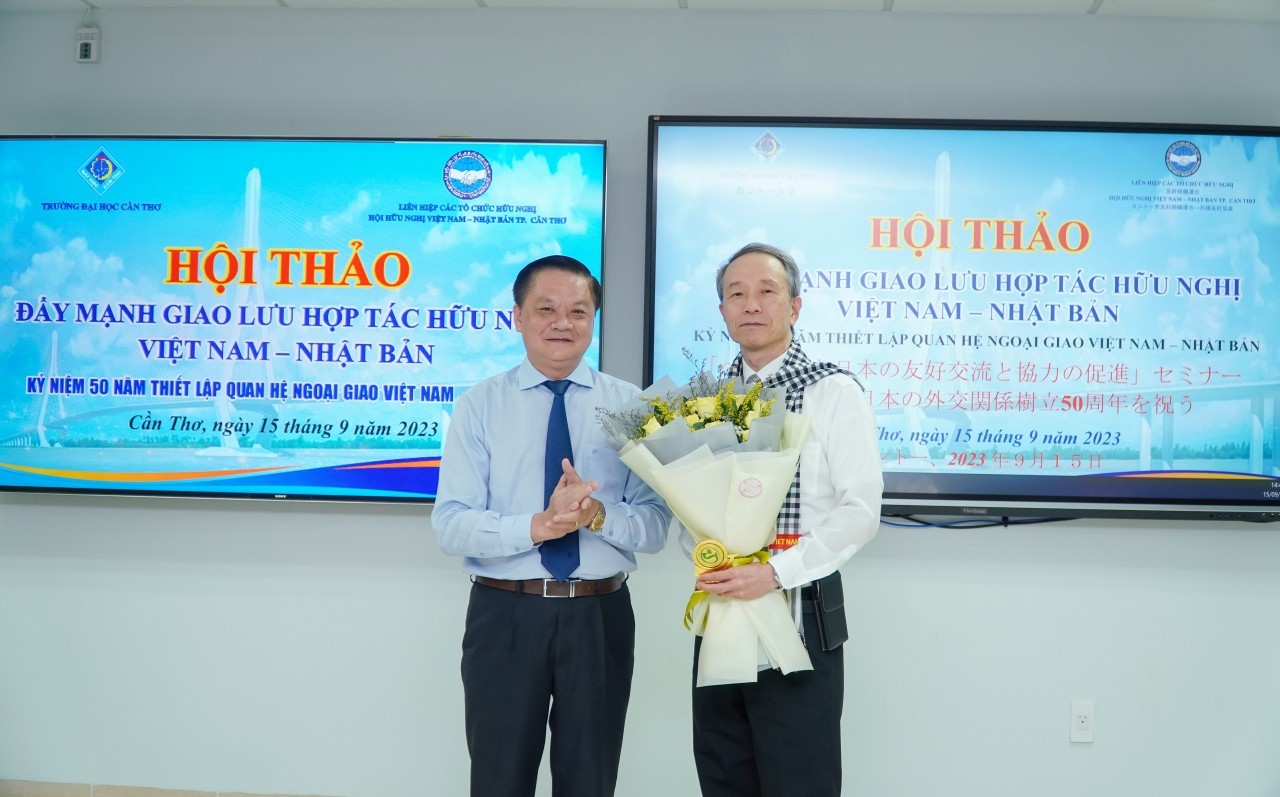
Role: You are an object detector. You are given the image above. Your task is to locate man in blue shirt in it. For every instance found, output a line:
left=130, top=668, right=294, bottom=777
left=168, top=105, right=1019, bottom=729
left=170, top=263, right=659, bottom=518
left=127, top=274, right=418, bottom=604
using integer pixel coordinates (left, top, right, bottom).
left=433, top=254, right=671, bottom=797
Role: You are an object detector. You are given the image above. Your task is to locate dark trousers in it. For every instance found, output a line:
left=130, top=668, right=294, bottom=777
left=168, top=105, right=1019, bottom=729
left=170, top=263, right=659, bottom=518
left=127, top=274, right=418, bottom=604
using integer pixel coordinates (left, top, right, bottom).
left=461, top=581, right=635, bottom=797
left=691, top=608, right=844, bottom=797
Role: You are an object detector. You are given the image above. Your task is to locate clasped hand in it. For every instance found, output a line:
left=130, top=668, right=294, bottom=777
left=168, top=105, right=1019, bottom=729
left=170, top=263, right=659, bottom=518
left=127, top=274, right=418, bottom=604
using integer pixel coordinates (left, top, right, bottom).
left=531, top=458, right=599, bottom=543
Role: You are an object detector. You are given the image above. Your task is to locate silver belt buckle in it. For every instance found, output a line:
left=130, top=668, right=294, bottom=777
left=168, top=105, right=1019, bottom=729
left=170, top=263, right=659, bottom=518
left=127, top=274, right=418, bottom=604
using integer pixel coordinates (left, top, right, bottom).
left=542, top=578, right=575, bottom=598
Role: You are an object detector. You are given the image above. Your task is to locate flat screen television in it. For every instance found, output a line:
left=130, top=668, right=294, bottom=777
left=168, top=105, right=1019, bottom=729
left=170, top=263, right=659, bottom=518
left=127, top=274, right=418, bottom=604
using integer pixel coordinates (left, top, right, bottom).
left=647, top=116, right=1280, bottom=521
left=0, top=136, right=606, bottom=502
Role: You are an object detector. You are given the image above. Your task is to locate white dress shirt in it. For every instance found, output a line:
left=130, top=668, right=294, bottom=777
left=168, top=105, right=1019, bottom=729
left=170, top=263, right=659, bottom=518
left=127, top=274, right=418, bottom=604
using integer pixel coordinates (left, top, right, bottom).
left=680, top=350, right=884, bottom=588
left=434, top=358, right=671, bottom=580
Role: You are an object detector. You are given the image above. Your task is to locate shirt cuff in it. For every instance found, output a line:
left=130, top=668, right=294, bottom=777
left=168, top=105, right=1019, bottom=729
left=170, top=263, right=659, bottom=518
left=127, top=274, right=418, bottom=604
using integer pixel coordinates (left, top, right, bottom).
left=499, top=511, right=539, bottom=554
left=769, top=551, right=803, bottom=590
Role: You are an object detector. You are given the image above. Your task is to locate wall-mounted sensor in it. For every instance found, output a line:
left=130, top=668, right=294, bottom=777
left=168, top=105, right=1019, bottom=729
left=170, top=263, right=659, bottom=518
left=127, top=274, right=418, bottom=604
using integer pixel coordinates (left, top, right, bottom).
left=76, top=26, right=100, bottom=63
left=76, top=8, right=100, bottom=64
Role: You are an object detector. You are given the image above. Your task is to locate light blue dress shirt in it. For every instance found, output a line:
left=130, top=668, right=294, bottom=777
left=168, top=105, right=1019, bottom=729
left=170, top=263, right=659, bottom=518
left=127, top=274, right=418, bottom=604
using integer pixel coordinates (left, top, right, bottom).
left=432, top=358, right=671, bottom=580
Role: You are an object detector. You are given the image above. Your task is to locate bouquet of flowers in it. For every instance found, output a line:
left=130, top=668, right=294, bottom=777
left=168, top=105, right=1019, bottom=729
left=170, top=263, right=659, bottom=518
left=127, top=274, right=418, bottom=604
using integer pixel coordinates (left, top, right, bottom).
left=599, top=353, right=812, bottom=686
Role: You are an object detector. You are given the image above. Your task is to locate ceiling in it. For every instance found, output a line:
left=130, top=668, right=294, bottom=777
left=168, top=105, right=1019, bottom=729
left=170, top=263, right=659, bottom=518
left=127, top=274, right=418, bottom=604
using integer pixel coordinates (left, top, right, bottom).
left=0, top=0, right=1278, bottom=21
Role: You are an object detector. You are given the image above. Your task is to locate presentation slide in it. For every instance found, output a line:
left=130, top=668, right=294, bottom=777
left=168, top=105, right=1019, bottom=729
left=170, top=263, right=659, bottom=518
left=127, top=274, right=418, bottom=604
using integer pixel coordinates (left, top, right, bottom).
left=649, top=118, right=1280, bottom=518
left=0, top=137, right=605, bottom=501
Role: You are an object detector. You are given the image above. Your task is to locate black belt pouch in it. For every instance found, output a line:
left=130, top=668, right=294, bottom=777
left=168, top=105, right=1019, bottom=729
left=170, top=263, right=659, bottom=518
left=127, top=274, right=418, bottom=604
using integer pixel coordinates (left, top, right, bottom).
left=811, top=571, right=849, bottom=651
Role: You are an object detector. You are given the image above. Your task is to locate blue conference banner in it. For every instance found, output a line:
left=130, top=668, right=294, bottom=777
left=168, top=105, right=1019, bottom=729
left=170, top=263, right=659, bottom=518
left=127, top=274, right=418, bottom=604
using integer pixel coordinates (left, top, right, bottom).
left=650, top=120, right=1280, bottom=514
left=0, top=137, right=606, bottom=501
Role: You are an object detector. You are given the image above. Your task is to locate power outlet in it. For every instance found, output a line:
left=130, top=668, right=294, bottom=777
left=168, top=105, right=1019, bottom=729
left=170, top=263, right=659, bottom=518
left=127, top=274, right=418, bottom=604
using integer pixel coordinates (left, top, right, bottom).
left=1071, top=699, right=1095, bottom=743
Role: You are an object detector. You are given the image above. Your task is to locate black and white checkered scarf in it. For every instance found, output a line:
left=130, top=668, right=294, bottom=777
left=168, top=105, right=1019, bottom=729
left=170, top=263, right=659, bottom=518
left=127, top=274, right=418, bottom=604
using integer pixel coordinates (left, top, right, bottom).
left=726, top=339, right=856, bottom=535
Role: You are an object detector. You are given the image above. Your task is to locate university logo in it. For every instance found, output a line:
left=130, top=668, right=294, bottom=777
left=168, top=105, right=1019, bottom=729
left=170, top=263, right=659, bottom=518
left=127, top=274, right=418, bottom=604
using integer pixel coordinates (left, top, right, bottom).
left=751, top=132, right=785, bottom=163
left=79, top=148, right=124, bottom=195
left=1165, top=140, right=1201, bottom=177
left=443, top=150, right=493, bottom=200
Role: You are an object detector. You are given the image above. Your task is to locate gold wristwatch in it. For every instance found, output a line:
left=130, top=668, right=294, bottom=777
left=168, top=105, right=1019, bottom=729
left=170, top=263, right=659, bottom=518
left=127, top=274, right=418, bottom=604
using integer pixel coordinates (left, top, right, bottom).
left=588, top=500, right=606, bottom=532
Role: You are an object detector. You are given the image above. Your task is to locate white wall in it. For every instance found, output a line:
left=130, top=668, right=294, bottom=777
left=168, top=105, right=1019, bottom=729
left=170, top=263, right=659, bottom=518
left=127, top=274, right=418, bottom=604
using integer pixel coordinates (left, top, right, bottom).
left=2, top=7, right=1279, bottom=797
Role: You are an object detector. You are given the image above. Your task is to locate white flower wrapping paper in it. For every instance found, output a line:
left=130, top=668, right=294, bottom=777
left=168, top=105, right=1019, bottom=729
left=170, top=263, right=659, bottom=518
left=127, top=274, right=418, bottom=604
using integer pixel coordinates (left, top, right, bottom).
left=603, top=378, right=813, bottom=686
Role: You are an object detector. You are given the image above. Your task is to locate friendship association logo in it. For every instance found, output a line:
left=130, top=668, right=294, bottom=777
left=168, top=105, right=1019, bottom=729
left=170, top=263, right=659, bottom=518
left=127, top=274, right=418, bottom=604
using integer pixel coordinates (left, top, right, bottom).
left=693, top=539, right=730, bottom=575
left=443, top=150, right=493, bottom=199
left=79, top=148, right=124, bottom=195
left=1165, top=140, right=1201, bottom=177
left=751, top=131, right=785, bottom=163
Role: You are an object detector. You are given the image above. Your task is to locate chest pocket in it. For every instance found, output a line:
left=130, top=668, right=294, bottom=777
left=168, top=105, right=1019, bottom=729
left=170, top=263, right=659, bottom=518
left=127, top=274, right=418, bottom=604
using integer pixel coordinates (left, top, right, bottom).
left=576, top=444, right=630, bottom=504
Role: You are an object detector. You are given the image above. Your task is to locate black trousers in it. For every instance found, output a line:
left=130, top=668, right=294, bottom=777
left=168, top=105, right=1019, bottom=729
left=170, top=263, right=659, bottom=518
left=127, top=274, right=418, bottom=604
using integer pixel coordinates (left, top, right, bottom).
left=691, top=608, right=844, bottom=797
left=461, top=581, right=635, bottom=797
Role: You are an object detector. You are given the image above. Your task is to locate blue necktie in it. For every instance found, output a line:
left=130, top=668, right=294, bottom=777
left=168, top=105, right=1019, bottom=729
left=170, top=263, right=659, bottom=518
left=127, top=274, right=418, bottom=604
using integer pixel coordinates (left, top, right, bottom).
left=540, top=379, right=579, bottom=581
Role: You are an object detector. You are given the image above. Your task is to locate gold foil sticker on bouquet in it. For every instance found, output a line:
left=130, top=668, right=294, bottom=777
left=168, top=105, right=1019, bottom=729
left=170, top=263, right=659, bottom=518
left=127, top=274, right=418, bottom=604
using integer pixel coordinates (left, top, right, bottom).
left=693, top=539, right=730, bottom=574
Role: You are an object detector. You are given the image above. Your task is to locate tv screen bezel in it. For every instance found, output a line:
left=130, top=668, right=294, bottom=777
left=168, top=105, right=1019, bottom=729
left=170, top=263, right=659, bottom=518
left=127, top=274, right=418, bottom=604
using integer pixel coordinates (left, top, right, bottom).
left=0, top=133, right=608, bottom=505
left=645, top=114, right=1280, bottom=523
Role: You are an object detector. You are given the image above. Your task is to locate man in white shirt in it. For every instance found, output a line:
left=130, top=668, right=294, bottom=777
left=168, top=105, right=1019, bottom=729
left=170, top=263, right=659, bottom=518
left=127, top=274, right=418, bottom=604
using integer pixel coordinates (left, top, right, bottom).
left=687, top=242, right=883, bottom=797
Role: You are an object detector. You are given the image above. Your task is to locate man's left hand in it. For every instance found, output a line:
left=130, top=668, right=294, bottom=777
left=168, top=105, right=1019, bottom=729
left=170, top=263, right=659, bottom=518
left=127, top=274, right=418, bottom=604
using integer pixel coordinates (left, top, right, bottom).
left=548, top=459, right=600, bottom=528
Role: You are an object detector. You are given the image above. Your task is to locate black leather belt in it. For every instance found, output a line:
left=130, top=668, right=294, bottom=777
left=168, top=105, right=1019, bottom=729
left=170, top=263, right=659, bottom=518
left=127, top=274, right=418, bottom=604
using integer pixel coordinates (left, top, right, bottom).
left=473, top=574, right=626, bottom=598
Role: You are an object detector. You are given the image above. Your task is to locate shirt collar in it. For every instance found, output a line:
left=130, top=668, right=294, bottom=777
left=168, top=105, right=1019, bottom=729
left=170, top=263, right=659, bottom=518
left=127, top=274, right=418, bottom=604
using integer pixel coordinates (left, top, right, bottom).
left=740, top=351, right=786, bottom=384
left=518, top=357, right=594, bottom=391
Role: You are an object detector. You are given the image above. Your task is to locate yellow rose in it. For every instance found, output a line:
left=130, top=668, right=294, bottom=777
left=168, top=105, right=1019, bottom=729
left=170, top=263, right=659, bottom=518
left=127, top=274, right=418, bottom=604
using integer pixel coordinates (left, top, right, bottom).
left=691, top=396, right=718, bottom=419
left=743, top=409, right=761, bottom=428
left=642, top=416, right=663, bottom=436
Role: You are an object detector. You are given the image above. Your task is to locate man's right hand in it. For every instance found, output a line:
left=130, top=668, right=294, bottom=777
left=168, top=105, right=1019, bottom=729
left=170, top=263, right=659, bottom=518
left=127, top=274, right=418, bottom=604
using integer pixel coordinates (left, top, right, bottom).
left=530, top=458, right=599, bottom=543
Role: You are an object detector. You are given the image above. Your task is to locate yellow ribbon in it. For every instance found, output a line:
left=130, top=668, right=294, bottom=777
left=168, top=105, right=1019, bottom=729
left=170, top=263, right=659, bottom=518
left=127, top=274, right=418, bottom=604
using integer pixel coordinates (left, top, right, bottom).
left=683, top=547, right=772, bottom=632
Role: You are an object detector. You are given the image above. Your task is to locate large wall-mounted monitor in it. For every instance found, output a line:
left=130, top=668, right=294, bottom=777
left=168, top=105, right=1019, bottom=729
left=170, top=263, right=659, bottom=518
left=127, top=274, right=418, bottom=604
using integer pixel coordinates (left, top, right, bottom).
left=647, top=115, right=1280, bottom=521
left=0, top=136, right=606, bottom=502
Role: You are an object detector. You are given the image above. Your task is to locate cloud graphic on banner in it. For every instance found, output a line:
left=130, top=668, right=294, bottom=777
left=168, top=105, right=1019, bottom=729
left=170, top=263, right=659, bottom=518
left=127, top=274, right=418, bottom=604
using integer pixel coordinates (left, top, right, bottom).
left=308, top=190, right=375, bottom=235
left=502, top=240, right=564, bottom=268
left=1032, top=177, right=1068, bottom=210
left=492, top=152, right=597, bottom=237
left=16, top=235, right=125, bottom=296
left=1201, top=136, right=1280, bottom=225
left=423, top=223, right=462, bottom=253
left=452, top=260, right=492, bottom=295
left=660, top=232, right=768, bottom=329
left=0, top=181, right=28, bottom=257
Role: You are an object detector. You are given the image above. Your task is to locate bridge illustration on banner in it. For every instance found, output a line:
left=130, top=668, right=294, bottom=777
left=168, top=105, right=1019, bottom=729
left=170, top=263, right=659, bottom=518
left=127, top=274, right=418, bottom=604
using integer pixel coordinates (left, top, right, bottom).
left=2, top=169, right=281, bottom=455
